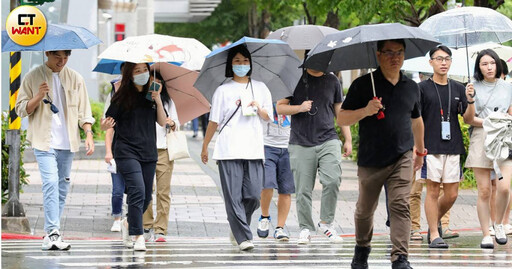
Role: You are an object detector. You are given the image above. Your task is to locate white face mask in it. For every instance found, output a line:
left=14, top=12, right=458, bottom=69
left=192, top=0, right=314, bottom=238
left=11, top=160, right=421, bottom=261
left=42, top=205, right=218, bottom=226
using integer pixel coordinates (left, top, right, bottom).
left=133, top=72, right=149, bottom=86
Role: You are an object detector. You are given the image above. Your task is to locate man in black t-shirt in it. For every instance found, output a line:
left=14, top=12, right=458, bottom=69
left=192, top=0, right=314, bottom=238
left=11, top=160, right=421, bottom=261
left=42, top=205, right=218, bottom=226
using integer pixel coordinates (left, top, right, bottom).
left=339, top=39, right=425, bottom=269
left=276, top=68, right=352, bottom=245
left=416, top=46, right=475, bottom=248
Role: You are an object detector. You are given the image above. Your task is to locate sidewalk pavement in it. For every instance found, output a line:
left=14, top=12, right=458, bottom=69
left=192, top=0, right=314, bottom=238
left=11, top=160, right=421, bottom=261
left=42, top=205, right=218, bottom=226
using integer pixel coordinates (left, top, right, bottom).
left=16, top=130, right=482, bottom=240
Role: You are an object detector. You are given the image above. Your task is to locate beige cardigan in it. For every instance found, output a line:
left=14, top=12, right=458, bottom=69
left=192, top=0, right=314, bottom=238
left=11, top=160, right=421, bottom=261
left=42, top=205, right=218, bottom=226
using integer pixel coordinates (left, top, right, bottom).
left=15, top=64, right=95, bottom=152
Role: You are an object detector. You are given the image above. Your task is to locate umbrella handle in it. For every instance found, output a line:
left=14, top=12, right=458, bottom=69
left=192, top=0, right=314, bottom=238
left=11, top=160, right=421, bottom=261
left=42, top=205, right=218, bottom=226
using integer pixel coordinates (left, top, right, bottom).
left=373, top=97, right=385, bottom=120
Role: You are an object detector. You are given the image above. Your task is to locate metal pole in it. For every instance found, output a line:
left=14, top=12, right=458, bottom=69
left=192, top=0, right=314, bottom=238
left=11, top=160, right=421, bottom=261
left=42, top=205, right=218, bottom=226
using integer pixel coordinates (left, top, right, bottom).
left=2, top=0, right=25, bottom=218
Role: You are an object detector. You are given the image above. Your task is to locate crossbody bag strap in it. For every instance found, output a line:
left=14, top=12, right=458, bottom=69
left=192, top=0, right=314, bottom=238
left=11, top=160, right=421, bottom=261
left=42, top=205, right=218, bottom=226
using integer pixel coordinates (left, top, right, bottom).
left=219, top=103, right=241, bottom=134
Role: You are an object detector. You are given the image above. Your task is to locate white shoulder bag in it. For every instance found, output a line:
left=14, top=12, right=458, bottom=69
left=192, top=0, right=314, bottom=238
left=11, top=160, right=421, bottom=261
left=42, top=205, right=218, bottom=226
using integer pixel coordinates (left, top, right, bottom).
left=166, top=125, right=190, bottom=161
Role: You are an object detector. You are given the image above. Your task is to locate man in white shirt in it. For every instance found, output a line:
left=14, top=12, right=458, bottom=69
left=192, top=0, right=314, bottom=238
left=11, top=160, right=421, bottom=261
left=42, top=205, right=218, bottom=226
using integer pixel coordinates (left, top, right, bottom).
left=16, top=50, right=95, bottom=251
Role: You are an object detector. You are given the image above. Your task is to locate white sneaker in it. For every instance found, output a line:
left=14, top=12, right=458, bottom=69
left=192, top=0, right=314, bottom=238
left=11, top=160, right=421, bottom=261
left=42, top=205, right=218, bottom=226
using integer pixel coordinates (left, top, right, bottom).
left=504, top=224, right=512, bottom=235
left=494, top=224, right=508, bottom=245
left=121, top=218, right=133, bottom=248
left=489, top=226, right=496, bottom=236
left=134, top=236, right=146, bottom=251
left=229, top=232, right=237, bottom=246
left=239, top=240, right=254, bottom=251
left=143, top=228, right=154, bottom=242
left=480, top=235, right=494, bottom=249
left=297, top=229, right=311, bottom=245
left=318, top=222, right=343, bottom=244
left=41, top=229, right=71, bottom=251
left=257, top=217, right=271, bottom=238
left=110, top=220, right=121, bottom=232
left=273, top=227, right=289, bottom=241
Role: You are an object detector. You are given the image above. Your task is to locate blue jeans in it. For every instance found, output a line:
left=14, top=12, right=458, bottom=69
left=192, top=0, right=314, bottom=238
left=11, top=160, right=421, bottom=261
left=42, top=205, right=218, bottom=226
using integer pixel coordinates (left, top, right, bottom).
left=192, top=118, right=199, bottom=133
left=111, top=172, right=125, bottom=217
left=34, top=148, right=74, bottom=234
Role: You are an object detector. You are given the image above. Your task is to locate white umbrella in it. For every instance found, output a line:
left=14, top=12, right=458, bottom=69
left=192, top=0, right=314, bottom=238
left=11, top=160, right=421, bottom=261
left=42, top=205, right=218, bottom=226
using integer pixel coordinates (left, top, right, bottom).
left=402, top=42, right=512, bottom=79
left=266, top=25, right=339, bottom=60
left=98, top=34, right=210, bottom=70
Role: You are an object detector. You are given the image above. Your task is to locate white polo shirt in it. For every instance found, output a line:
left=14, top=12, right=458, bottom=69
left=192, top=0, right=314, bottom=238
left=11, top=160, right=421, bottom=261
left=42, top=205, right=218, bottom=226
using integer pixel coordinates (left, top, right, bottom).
left=210, top=79, right=273, bottom=160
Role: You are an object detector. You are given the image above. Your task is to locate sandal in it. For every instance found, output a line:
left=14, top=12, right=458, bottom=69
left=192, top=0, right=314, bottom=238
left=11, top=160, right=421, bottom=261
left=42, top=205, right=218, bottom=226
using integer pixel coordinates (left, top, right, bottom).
left=442, top=228, right=459, bottom=239
left=429, top=237, right=449, bottom=248
left=410, top=230, right=423, bottom=241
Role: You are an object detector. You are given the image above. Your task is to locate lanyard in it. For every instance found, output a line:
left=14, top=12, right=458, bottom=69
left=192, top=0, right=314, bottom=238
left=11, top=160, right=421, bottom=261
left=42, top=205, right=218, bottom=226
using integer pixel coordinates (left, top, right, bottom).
left=431, top=78, right=451, bottom=121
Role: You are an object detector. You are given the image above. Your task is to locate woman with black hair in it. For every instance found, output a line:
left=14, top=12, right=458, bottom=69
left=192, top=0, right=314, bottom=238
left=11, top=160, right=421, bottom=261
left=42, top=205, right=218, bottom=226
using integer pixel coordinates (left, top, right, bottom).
left=142, top=70, right=179, bottom=243
left=465, top=49, right=512, bottom=249
left=102, top=62, right=167, bottom=251
left=201, top=44, right=273, bottom=251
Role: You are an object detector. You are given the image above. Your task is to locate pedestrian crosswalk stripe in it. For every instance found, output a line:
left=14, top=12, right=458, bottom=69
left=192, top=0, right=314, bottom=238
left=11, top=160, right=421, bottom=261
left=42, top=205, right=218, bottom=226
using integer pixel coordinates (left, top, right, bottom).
left=25, top=252, right=512, bottom=259
left=3, top=237, right=511, bottom=268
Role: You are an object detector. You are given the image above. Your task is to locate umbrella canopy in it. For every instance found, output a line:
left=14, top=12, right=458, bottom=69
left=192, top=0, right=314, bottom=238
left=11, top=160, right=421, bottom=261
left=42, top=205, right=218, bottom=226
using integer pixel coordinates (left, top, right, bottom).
left=267, top=25, right=339, bottom=59
left=2, top=23, right=101, bottom=52
left=93, top=58, right=183, bottom=75
left=151, top=62, right=210, bottom=124
left=402, top=42, right=512, bottom=78
left=419, top=7, right=512, bottom=49
left=98, top=34, right=210, bottom=69
left=420, top=7, right=512, bottom=80
left=303, top=23, right=440, bottom=73
left=194, top=36, right=302, bottom=102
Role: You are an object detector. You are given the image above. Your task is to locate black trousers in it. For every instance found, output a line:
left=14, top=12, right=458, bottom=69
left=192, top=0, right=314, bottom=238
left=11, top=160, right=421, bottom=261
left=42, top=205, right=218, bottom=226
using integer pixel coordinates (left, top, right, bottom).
left=116, top=158, right=156, bottom=235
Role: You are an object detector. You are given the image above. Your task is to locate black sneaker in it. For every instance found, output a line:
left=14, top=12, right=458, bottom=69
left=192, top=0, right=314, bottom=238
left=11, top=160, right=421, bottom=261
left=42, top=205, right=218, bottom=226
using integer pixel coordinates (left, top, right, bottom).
left=351, top=245, right=370, bottom=269
left=392, top=254, right=412, bottom=269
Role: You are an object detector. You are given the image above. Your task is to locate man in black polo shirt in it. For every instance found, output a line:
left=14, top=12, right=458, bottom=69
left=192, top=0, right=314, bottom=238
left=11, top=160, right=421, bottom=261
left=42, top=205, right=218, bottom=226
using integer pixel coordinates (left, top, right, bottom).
left=416, top=45, right=475, bottom=249
left=277, top=68, right=352, bottom=245
left=339, top=39, right=425, bottom=269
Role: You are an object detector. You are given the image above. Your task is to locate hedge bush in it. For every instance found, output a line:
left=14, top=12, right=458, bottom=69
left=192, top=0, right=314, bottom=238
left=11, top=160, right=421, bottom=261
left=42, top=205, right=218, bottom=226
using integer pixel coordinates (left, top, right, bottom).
left=79, top=100, right=105, bottom=141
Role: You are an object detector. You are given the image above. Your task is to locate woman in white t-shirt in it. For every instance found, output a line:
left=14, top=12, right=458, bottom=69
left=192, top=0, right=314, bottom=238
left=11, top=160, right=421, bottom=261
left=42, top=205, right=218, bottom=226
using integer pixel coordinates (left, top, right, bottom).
left=465, top=49, right=512, bottom=249
left=201, top=44, right=273, bottom=251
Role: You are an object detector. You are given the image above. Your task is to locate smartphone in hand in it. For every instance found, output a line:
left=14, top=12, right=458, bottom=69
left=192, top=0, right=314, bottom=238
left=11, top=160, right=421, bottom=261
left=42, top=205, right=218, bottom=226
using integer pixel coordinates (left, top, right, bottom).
left=149, top=81, right=161, bottom=92
left=146, top=81, right=161, bottom=101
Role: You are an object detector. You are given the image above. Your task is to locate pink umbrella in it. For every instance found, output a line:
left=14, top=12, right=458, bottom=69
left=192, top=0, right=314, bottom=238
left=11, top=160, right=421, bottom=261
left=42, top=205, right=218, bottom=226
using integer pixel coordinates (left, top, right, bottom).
left=151, top=62, right=210, bottom=123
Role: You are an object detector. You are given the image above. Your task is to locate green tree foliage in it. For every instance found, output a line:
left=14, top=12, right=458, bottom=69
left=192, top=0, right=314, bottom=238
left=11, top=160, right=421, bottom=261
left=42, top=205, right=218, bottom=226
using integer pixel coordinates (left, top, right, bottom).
left=155, top=0, right=247, bottom=48
left=155, top=0, right=301, bottom=48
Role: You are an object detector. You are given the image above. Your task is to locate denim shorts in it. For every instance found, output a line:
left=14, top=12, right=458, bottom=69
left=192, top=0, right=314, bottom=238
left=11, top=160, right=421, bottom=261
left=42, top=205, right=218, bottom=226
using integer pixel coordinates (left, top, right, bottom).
left=263, top=145, right=295, bottom=194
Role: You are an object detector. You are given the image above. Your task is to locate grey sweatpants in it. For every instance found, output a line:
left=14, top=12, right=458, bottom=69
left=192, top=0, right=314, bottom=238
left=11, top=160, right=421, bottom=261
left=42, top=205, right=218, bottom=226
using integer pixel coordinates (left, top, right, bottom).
left=288, top=139, right=343, bottom=231
left=217, top=159, right=263, bottom=244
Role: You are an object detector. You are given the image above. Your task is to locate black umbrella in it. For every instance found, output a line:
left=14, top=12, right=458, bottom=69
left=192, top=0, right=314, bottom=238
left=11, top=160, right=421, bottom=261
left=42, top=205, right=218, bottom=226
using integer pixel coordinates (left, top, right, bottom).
left=303, top=23, right=439, bottom=97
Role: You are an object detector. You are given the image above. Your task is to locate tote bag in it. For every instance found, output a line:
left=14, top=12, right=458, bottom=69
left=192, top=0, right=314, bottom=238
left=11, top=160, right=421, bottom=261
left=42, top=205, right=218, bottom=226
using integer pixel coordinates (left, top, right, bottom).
left=166, top=126, right=190, bottom=161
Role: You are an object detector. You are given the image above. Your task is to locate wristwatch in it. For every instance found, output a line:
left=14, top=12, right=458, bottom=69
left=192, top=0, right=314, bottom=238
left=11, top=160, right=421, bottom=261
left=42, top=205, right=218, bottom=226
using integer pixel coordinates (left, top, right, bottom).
left=415, top=148, right=428, bottom=157
left=85, top=130, right=94, bottom=135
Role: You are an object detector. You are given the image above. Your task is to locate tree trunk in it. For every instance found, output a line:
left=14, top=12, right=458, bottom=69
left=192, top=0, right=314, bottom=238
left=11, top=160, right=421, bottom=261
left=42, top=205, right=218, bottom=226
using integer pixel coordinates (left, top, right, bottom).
left=259, top=9, right=271, bottom=39
left=323, top=10, right=339, bottom=29
left=248, top=2, right=259, bottom=38
left=302, top=2, right=316, bottom=24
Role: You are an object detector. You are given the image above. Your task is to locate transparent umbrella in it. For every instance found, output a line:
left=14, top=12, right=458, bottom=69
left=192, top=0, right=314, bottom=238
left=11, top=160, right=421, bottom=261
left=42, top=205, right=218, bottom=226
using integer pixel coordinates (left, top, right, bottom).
left=402, top=42, right=512, bottom=79
left=420, top=6, right=512, bottom=80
